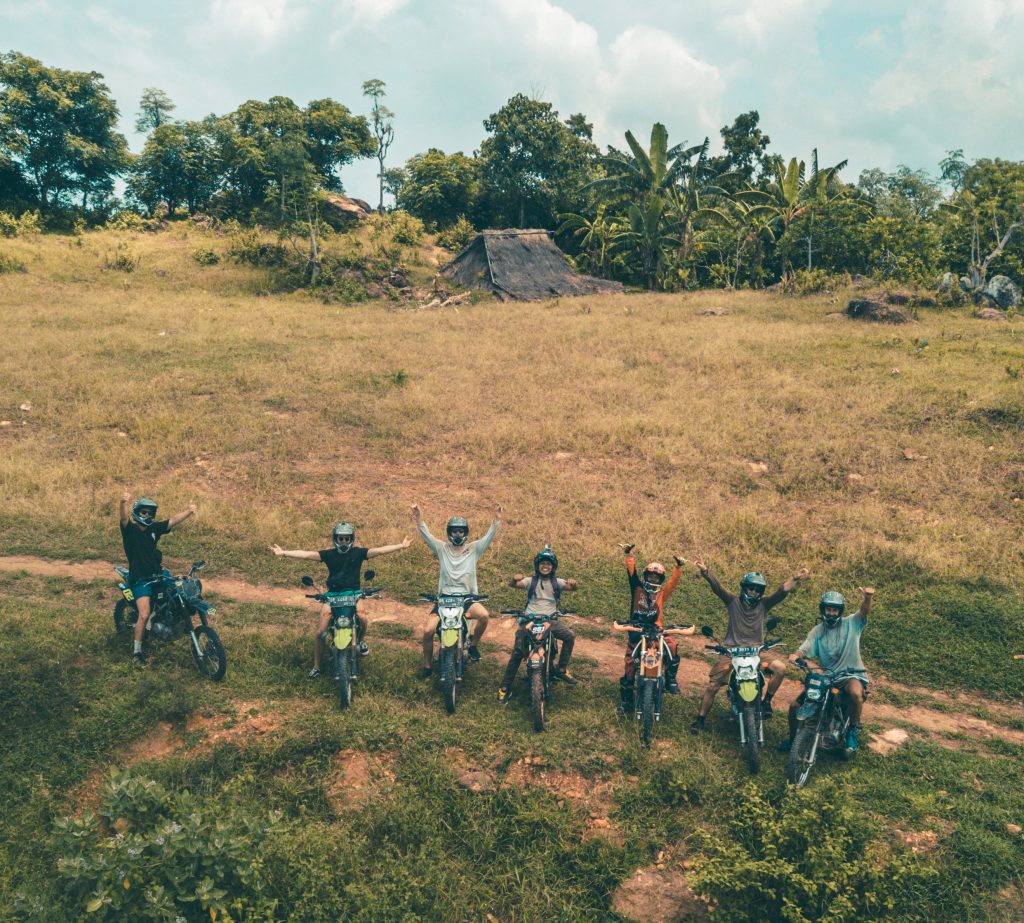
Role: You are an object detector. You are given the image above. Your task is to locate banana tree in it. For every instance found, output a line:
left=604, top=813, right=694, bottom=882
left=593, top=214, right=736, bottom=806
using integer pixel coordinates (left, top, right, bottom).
left=609, top=194, right=681, bottom=289
left=557, top=203, right=616, bottom=277
left=699, top=197, right=777, bottom=288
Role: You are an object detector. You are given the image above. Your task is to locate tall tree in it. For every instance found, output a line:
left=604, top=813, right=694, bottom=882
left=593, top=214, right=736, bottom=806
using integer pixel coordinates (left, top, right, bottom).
left=128, top=119, right=219, bottom=216
left=395, top=148, right=478, bottom=230
left=135, top=87, right=176, bottom=134
left=362, top=79, right=395, bottom=213
left=709, top=110, right=772, bottom=190
left=0, top=52, right=129, bottom=210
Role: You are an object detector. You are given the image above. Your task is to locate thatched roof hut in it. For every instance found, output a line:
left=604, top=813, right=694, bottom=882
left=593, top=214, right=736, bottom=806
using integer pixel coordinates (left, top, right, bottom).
left=440, top=229, right=624, bottom=301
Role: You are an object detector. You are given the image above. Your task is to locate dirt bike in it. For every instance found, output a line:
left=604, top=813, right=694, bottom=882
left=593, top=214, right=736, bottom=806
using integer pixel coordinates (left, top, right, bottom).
left=499, top=609, right=576, bottom=732
left=614, top=620, right=694, bottom=747
left=420, top=592, right=486, bottom=714
left=785, top=660, right=861, bottom=787
left=114, top=561, right=225, bottom=681
left=700, top=618, right=781, bottom=773
left=302, top=571, right=378, bottom=709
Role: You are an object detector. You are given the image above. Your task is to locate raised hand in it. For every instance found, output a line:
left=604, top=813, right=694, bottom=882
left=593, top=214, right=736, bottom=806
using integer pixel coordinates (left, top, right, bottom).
left=794, top=565, right=810, bottom=581
left=121, top=489, right=131, bottom=503
left=411, top=503, right=422, bottom=521
left=400, top=536, right=412, bottom=549
left=619, top=542, right=635, bottom=555
left=270, top=544, right=284, bottom=556
left=858, top=586, right=875, bottom=596
left=692, top=554, right=707, bottom=573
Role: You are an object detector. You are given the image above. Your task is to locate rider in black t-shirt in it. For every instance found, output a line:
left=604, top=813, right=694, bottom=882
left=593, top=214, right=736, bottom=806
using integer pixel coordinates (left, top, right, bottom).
left=119, top=490, right=196, bottom=667
left=270, top=522, right=412, bottom=678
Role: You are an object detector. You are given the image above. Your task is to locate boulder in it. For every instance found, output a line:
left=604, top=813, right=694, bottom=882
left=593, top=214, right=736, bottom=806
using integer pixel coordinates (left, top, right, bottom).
left=977, top=307, right=1008, bottom=321
left=847, top=299, right=914, bottom=324
left=321, top=193, right=373, bottom=221
left=983, top=274, right=1021, bottom=309
left=938, top=271, right=956, bottom=291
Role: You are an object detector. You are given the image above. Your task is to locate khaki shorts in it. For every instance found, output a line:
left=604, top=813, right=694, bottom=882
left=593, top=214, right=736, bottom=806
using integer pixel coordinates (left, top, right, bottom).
left=706, top=653, right=786, bottom=690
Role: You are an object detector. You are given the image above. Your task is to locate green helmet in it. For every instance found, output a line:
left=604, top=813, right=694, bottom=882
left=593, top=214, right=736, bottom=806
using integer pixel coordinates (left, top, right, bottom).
left=446, top=516, right=469, bottom=546
left=131, top=497, right=158, bottom=527
left=740, top=571, right=767, bottom=605
left=332, top=522, right=356, bottom=553
left=819, top=591, right=846, bottom=626
left=534, top=546, right=558, bottom=575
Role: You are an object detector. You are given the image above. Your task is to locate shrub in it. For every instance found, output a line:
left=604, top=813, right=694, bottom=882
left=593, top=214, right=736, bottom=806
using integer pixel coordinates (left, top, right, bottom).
left=386, top=210, right=426, bottom=246
left=22, top=771, right=281, bottom=922
left=227, top=225, right=288, bottom=267
left=192, top=247, right=220, bottom=266
left=0, top=250, right=27, bottom=273
left=438, top=216, right=476, bottom=253
left=694, top=783, right=937, bottom=923
left=792, top=268, right=851, bottom=294
left=0, top=210, right=42, bottom=237
left=105, top=211, right=146, bottom=232
left=103, top=243, right=140, bottom=273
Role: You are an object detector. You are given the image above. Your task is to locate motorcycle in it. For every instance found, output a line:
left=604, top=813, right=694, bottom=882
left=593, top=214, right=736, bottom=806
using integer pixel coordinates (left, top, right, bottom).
left=499, top=608, right=575, bottom=732
left=785, top=659, right=859, bottom=787
left=613, top=620, right=694, bottom=747
left=420, top=592, right=486, bottom=714
left=114, top=562, right=226, bottom=681
left=301, top=571, right=378, bottom=709
left=700, top=618, right=781, bottom=773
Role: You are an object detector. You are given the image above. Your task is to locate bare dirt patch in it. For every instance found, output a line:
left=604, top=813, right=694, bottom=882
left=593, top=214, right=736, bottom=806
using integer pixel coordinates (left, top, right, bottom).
left=325, top=749, right=396, bottom=813
left=611, top=863, right=709, bottom=923
left=869, top=728, right=910, bottom=756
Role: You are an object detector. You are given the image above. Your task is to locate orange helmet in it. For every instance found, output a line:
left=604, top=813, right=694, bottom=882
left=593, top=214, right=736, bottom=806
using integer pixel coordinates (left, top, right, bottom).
left=642, top=562, right=666, bottom=592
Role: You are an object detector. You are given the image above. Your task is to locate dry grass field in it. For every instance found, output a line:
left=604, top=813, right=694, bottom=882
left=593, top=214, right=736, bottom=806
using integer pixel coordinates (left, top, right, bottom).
left=1, top=225, right=1023, bottom=920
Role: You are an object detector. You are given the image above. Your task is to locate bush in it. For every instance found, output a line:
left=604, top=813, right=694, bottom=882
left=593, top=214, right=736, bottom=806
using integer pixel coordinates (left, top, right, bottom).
left=193, top=247, right=220, bottom=266
left=19, top=771, right=281, bottom=922
left=694, top=783, right=937, bottom=923
left=792, top=268, right=851, bottom=294
left=0, top=250, right=27, bottom=273
left=0, top=210, right=42, bottom=238
left=103, top=243, right=140, bottom=273
left=105, top=211, right=146, bottom=232
left=386, top=210, right=425, bottom=246
left=437, top=216, right=476, bottom=253
left=227, top=224, right=288, bottom=267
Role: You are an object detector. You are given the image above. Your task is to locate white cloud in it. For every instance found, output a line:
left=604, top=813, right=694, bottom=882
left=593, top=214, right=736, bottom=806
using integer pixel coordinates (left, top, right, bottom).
left=199, top=0, right=307, bottom=51
left=337, top=0, right=413, bottom=25
left=716, top=0, right=829, bottom=45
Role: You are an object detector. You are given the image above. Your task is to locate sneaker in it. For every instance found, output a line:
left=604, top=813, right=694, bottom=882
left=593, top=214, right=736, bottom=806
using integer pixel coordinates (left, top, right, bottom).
left=498, top=686, right=512, bottom=705
left=776, top=737, right=793, bottom=753
left=420, top=666, right=433, bottom=679
left=468, top=645, right=481, bottom=663
left=666, top=681, right=681, bottom=695
left=307, top=667, right=321, bottom=679
left=762, top=696, right=774, bottom=719
left=689, top=714, right=706, bottom=735
left=845, top=726, right=860, bottom=753
left=132, top=651, right=147, bottom=669
left=552, top=667, right=578, bottom=686
left=357, top=641, right=369, bottom=657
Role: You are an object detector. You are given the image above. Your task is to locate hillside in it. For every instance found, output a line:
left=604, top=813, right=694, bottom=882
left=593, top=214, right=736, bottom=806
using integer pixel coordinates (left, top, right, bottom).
left=1, top=226, right=1022, bottom=921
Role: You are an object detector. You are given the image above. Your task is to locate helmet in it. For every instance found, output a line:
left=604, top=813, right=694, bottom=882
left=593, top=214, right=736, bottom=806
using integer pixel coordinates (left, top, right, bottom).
left=642, top=562, right=666, bottom=593
left=534, top=546, right=558, bottom=575
left=446, top=516, right=469, bottom=546
left=131, top=497, right=158, bottom=527
left=740, top=571, right=768, bottom=606
left=332, top=522, right=356, bottom=553
left=819, top=591, right=846, bottom=627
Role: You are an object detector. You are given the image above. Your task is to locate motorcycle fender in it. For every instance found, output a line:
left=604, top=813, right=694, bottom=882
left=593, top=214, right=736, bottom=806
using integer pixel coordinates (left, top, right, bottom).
left=797, top=701, right=819, bottom=720
left=120, top=584, right=134, bottom=602
left=738, top=680, right=758, bottom=702
left=440, top=628, right=460, bottom=648
left=192, top=600, right=216, bottom=617
left=528, top=651, right=544, bottom=666
left=334, top=627, right=353, bottom=650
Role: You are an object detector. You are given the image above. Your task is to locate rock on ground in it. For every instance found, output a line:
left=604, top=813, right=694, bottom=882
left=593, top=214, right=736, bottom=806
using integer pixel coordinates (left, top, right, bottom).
left=611, top=866, right=708, bottom=923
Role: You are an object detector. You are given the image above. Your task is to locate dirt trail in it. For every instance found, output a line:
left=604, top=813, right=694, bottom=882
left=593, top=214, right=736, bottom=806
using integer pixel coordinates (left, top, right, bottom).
left=4, top=554, right=1023, bottom=751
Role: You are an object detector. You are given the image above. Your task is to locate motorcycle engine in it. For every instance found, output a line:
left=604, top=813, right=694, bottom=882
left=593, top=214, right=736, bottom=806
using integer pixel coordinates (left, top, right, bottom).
left=150, top=619, right=174, bottom=641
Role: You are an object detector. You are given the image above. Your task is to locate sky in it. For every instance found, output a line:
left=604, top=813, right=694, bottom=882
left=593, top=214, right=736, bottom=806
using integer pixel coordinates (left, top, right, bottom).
left=3, top=0, right=1024, bottom=202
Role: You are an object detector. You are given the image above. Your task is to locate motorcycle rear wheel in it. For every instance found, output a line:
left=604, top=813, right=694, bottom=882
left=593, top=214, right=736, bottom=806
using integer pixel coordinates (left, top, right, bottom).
left=640, top=682, right=656, bottom=748
left=114, top=598, right=139, bottom=634
left=742, top=706, right=761, bottom=774
left=440, top=645, right=458, bottom=714
left=191, top=625, right=227, bottom=681
left=786, top=724, right=818, bottom=787
left=530, top=668, right=546, bottom=732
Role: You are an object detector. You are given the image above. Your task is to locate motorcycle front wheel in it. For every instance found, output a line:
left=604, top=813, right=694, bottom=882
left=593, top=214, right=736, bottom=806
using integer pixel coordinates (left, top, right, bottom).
left=742, top=706, right=761, bottom=774
left=114, top=598, right=139, bottom=634
left=640, top=682, right=656, bottom=748
left=336, top=646, right=354, bottom=709
left=439, top=645, right=458, bottom=714
left=530, top=667, right=546, bottom=732
left=786, top=723, right=819, bottom=787
left=190, top=625, right=227, bottom=681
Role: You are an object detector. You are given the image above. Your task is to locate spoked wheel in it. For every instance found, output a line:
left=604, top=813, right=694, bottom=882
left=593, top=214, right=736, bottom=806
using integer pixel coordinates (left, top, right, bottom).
left=114, top=599, right=139, bottom=634
left=336, top=647, right=354, bottom=709
left=530, top=668, right=546, bottom=732
left=190, top=625, right=227, bottom=681
left=440, top=645, right=458, bottom=714
left=640, top=682, right=656, bottom=748
left=786, top=724, right=818, bottom=787
left=742, top=706, right=761, bottom=774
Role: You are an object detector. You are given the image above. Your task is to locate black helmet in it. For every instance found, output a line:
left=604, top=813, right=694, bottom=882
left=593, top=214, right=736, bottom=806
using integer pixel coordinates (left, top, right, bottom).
left=332, top=522, right=356, bottom=553
left=534, top=546, right=558, bottom=575
left=446, top=516, right=469, bottom=546
left=819, top=591, right=846, bottom=628
left=740, top=571, right=767, bottom=605
left=131, top=497, right=158, bottom=527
